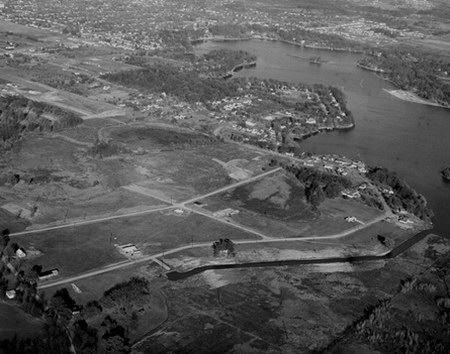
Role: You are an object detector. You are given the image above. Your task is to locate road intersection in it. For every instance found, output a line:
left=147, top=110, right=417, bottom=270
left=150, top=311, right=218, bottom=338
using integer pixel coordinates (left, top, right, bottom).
left=8, top=165, right=390, bottom=290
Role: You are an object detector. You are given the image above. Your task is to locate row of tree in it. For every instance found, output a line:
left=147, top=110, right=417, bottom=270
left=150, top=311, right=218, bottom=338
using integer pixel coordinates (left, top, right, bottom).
left=358, top=48, right=450, bottom=105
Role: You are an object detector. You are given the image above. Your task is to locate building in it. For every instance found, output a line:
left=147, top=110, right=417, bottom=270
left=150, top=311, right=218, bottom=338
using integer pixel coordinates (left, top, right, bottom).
left=212, top=238, right=236, bottom=257
left=213, top=208, right=239, bottom=218
left=15, top=248, right=27, bottom=258
left=38, top=269, right=59, bottom=281
left=5, top=290, right=16, bottom=299
left=118, top=243, right=142, bottom=257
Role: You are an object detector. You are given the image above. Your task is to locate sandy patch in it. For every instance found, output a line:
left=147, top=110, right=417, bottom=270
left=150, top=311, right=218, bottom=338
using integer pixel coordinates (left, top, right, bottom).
left=202, top=270, right=230, bottom=289
left=212, top=158, right=253, bottom=181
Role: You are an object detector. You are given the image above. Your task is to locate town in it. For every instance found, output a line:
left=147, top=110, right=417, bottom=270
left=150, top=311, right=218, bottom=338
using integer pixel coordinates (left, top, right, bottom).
left=0, top=0, right=449, bottom=353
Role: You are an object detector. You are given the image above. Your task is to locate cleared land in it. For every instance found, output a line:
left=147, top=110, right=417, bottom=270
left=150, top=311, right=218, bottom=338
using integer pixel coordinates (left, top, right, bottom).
left=134, top=234, right=450, bottom=353
left=17, top=211, right=259, bottom=278
left=193, top=172, right=384, bottom=238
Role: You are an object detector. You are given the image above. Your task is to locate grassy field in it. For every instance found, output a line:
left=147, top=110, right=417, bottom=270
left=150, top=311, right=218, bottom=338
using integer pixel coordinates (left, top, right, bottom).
left=17, top=211, right=258, bottom=277
left=41, top=263, right=163, bottom=304
left=0, top=303, right=44, bottom=340
left=192, top=172, right=384, bottom=239
left=162, top=221, right=408, bottom=269
left=0, top=19, right=56, bottom=40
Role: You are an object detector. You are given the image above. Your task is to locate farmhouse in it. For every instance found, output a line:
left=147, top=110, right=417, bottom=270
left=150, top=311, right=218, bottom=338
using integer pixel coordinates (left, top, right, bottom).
left=5, top=289, right=16, bottom=299
left=118, top=243, right=143, bottom=257
left=38, top=269, right=59, bottom=281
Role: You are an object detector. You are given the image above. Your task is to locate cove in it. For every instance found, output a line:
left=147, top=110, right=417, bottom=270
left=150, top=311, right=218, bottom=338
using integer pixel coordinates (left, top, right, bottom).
left=195, top=40, right=450, bottom=237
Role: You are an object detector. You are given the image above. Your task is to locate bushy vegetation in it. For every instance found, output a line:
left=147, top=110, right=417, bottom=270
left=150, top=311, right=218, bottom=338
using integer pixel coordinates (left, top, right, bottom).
left=271, top=160, right=352, bottom=208
left=196, top=49, right=257, bottom=76
left=88, top=140, right=129, bottom=159
left=353, top=267, right=450, bottom=354
left=0, top=278, right=152, bottom=353
left=366, top=166, right=433, bottom=220
left=0, top=95, right=82, bottom=150
left=358, top=48, right=450, bottom=105
left=103, top=63, right=242, bottom=104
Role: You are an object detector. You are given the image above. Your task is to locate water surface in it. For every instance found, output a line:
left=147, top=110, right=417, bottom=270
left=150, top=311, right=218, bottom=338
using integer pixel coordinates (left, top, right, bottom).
left=195, top=40, right=450, bottom=237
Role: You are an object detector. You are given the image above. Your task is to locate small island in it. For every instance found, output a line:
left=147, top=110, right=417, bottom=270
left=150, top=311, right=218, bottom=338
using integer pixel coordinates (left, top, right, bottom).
left=441, top=166, right=450, bottom=181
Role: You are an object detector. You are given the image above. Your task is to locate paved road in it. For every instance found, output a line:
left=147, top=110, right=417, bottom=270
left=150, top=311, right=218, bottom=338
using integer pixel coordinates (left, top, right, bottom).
left=177, top=167, right=283, bottom=205
left=10, top=205, right=173, bottom=237
left=11, top=167, right=282, bottom=238
left=38, top=214, right=388, bottom=290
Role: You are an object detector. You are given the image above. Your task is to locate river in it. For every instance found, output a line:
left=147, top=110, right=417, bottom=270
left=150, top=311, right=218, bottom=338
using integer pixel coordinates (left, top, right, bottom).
left=195, top=40, right=450, bottom=237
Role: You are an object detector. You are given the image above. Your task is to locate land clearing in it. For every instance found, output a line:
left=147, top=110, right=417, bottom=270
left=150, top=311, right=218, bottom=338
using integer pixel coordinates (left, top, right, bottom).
left=0, top=68, right=123, bottom=117
left=135, top=234, right=450, bottom=353
left=18, top=211, right=258, bottom=278
left=194, top=172, right=384, bottom=239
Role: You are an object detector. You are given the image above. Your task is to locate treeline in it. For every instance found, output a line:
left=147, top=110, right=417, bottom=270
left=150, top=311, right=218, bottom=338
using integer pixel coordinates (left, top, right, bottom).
left=0, top=277, right=152, bottom=353
left=103, top=64, right=241, bottom=104
left=197, top=49, right=257, bottom=76
left=366, top=167, right=433, bottom=220
left=206, top=22, right=366, bottom=51
left=271, top=160, right=352, bottom=208
left=0, top=95, right=82, bottom=150
left=358, top=48, right=450, bottom=105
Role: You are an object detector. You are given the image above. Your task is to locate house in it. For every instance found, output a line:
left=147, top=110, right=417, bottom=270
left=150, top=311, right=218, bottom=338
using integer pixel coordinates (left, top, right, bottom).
left=341, top=190, right=361, bottom=199
left=212, top=238, right=235, bottom=257
left=5, top=290, right=16, bottom=299
left=119, top=244, right=142, bottom=257
left=38, top=269, right=59, bottom=281
left=213, top=208, right=239, bottom=218
left=15, top=248, right=27, bottom=258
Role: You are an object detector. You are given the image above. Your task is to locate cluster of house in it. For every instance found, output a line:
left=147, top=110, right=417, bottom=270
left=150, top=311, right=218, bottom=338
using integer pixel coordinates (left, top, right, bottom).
left=302, top=155, right=368, bottom=177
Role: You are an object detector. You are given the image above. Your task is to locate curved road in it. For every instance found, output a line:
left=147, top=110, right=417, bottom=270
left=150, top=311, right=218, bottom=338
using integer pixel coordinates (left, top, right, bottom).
left=39, top=213, right=389, bottom=290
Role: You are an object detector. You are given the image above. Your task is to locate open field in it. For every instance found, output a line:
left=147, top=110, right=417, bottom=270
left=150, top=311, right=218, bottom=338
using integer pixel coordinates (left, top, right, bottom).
left=0, top=303, right=44, bottom=340
left=0, top=19, right=57, bottom=40
left=0, top=133, right=167, bottom=226
left=67, top=56, right=142, bottom=75
left=17, top=211, right=258, bottom=278
left=161, top=221, right=412, bottom=271
left=41, top=263, right=163, bottom=305
left=194, top=172, right=384, bottom=239
left=0, top=68, right=123, bottom=117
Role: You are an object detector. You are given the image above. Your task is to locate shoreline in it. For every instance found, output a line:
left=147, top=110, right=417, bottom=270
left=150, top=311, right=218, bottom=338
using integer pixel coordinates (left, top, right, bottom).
left=193, top=36, right=364, bottom=54
left=383, top=88, right=449, bottom=109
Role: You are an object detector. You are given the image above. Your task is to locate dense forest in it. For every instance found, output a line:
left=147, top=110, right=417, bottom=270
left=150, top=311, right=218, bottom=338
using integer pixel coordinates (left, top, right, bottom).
left=196, top=49, right=257, bottom=76
left=271, top=160, right=353, bottom=208
left=358, top=48, right=450, bottom=105
left=103, top=63, right=242, bottom=104
left=0, top=95, right=82, bottom=150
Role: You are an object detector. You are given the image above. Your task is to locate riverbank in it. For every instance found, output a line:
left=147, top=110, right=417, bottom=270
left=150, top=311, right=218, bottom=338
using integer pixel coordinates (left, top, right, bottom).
left=193, top=35, right=364, bottom=54
left=356, top=62, right=386, bottom=73
left=383, top=88, right=450, bottom=109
